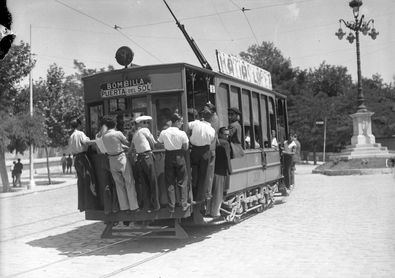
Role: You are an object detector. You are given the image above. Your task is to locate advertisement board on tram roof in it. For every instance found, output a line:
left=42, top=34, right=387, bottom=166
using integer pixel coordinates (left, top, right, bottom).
left=216, top=50, right=272, bottom=91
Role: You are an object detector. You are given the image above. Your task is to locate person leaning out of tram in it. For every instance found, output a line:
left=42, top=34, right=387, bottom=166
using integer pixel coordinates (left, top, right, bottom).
left=188, top=109, right=216, bottom=204
left=132, top=115, right=161, bottom=212
left=157, top=112, right=190, bottom=213
left=68, top=119, right=98, bottom=212
left=101, top=115, right=139, bottom=213
left=228, top=107, right=244, bottom=158
left=208, top=127, right=232, bottom=218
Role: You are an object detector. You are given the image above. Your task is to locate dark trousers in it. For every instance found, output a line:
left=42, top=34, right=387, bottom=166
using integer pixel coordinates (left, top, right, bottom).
left=134, top=152, right=160, bottom=210
left=165, top=150, right=188, bottom=209
left=283, top=153, right=294, bottom=189
left=190, top=145, right=211, bottom=203
left=74, top=153, right=99, bottom=212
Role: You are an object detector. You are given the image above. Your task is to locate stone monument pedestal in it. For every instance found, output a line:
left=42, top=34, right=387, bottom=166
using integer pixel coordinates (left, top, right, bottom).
left=333, top=110, right=390, bottom=160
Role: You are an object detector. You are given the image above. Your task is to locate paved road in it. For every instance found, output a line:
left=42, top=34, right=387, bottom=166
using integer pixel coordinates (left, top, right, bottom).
left=1, top=165, right=394, bottom=278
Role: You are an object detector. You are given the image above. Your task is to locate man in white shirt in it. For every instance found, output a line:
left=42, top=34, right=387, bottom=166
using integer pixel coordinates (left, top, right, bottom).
left=271, top=130, right=278, bottom=150
left=68, top=119, right=98, bottom=212
left=282, top=136, right=296, bottom=189
left=158, top=113, right=190, bottom=212
left=102, top=116, right=139, bottom=212
left=132, top=115, right=160, bottom=212
left=188, top=109, right=215, bottom=203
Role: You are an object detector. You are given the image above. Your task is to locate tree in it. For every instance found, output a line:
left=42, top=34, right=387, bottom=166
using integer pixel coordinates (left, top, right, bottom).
left=239, top=41, right=295, bottom=90
left=362, top=74, right=395, bottom=137
left=0, top=41, right=35, bottom=191
left=288, top=63, right=355, bottom=159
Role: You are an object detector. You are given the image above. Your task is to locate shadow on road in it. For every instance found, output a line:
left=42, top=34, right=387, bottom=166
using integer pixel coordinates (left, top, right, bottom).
left=27, top=220, right=233, bottom=257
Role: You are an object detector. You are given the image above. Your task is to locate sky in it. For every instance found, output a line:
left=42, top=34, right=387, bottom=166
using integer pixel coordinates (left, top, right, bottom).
left=7, top=0, right=395, bottom=85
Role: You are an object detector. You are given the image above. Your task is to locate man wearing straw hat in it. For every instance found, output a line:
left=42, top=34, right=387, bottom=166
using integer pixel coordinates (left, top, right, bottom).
left=132, top=115, right=160, bottom=212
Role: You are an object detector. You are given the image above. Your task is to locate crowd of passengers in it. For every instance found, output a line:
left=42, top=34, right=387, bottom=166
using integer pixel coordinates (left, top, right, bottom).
left=68, top=103, right=294, bottom=220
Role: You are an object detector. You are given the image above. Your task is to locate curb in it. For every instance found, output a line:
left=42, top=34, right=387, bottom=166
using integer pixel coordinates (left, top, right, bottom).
left=0, top=179, right=76, bottom=199
left=312, top=167, right=392, bottom=176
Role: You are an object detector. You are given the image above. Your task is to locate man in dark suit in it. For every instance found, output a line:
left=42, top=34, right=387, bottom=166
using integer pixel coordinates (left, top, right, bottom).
left=208, top=127, right=232, bottom=217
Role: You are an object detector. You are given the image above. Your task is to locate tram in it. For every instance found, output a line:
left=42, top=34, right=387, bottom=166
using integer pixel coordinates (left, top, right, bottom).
left=81, top=1, right=292, bottom=238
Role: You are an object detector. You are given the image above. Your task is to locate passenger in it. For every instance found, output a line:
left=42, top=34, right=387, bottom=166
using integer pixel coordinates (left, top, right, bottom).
left=187, top=108, right=198, bottom=122
left=188, top=109, right=216, bottom=203
left=209, top=127, right=232, bottom=218
left=132, top=115, right=160, bottom=212
left=94, top=120, right=119, bottom=215
left=228, top=107, right=244, bottom=158
left=245, top=130, right=260, bottom=149
left=68, top=119, right=98, bottom=211
left=203, top=102, right=219, bottom=202
left=102, top=115, right=139, bottom=212
left=158, top=113, right=190, bottom=213
left=282, top=136, right=296, bottom=189
left=271, top=130, right=278, bottom=150
left=292, top=133, right=301, bottom=165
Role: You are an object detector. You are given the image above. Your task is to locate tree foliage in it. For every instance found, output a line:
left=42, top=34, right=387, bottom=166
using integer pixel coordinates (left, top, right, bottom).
left=240, top=41, right=395, bottom=154
left=239, top=41, right=295, bottom=89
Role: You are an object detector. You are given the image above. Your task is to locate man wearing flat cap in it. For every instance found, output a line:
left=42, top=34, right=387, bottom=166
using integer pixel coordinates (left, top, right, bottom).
left=228, top=107, right=244, bottom=158
left=132, top=115, right=160, bottom=212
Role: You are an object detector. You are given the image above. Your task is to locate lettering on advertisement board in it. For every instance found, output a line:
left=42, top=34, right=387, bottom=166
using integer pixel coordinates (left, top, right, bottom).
left=216, top=50, right=272, bottom=90
left=100, top=78, right=152, bottom=98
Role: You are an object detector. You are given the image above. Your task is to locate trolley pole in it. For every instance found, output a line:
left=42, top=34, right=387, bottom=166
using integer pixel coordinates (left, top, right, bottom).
left=28, top=24, right=35, bottom=190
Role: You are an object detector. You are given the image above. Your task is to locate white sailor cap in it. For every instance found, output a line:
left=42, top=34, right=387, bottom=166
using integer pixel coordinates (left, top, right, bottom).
left=135, top=115, right=152, bottom=123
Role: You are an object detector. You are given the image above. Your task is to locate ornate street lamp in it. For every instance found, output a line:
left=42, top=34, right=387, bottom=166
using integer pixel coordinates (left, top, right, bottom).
left=335, top=0, right=378, bottom=112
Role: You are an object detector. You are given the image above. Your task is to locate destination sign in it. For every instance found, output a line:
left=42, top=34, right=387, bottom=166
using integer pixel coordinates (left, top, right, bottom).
left=216, top=50, right=272, bottom=90
left=100, top=78, right=152, bottom=98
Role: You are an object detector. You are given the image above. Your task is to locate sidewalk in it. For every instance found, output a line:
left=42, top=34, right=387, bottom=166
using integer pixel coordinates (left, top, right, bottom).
left=0, top=164, right=77, bottom=199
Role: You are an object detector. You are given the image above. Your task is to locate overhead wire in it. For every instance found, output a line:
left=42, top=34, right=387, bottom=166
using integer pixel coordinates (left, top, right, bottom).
left=210, top=0, right=235, bottom=44
left=53, top=0, right=162, bottom=63
left=122, top=0, right=316, bottom=29
left=229, top=0, right=259, bottom=45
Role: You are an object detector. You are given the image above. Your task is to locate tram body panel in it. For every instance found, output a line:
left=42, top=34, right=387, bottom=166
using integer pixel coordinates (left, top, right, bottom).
left=228, top=149, right=282, bottom=194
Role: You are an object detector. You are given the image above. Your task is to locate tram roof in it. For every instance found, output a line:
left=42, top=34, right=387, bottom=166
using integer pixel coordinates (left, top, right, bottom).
left=82, top=62, right=287, bottom=99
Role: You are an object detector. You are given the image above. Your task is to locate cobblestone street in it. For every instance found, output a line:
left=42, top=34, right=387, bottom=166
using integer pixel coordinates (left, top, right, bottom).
left=1, top=164, right=394, bottom=278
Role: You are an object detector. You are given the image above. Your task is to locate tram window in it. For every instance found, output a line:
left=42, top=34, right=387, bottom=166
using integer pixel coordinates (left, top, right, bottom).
left=277, top=99, right=286, bottom=143
left=242, top=90, right=251, bottom=149
left=260, top=95, right=269, bottom=146
left=153, top=94, right=181, bottom=137
left=268, top=97, right=277, bottom=144
left=244, top=126, right=251, bottom=149
left=217, top=83, right=229, bottom=127
left=252, top=92, right=262, bottom=148
left=186, top=70, right=213, bottom=121
left=109, top=98, right=126, bottom=113
left=241, top=90, right=250, bottom=125
left=229, top=86, right=240, bottom=110
left=88, top=103, right=103, bottom=139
